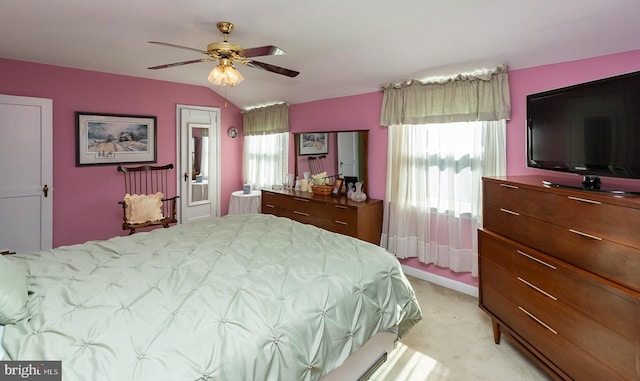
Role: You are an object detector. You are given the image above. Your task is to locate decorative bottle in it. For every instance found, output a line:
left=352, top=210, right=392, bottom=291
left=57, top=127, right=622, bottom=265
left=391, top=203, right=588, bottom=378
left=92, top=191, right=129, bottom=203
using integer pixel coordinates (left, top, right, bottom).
left=350, top=182, right=367, bottom=202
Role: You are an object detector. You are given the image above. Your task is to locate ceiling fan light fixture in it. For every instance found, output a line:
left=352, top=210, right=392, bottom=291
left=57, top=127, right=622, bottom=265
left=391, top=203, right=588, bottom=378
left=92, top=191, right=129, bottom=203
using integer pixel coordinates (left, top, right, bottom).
left=150, top=21, right=298, bottom=84
left=208, top=60, right=244, bottom=87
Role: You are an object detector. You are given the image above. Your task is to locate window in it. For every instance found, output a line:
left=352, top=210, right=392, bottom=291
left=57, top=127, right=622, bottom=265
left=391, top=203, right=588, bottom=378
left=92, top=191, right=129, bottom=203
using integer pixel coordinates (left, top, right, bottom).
left=243, top=132, right=289, bottom=189
left=382, top=120, right=506, bottom=275
left=398, top=121, right=486, bottom=216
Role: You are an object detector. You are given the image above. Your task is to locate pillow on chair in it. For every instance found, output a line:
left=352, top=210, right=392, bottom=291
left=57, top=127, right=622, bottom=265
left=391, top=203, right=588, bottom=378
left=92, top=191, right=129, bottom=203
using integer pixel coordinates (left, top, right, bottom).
left=124, top=193, right=164, bottom=224
left=0, top=254, right=29, bottom=324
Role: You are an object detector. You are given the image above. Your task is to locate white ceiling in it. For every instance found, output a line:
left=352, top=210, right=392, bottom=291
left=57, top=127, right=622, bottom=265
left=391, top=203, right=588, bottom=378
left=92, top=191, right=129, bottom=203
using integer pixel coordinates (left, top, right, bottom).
left=1, top=0, right=639, bottom=110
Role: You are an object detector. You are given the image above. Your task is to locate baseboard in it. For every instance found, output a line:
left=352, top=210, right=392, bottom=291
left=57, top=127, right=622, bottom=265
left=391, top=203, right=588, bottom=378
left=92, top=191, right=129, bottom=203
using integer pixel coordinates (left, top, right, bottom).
left=401, top=265, right=479, bottom=298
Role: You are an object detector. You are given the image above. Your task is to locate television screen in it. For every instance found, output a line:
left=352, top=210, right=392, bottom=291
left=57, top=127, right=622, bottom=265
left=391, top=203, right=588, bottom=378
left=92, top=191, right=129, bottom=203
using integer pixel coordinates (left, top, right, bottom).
left=527, top=71, right=640, bottom=184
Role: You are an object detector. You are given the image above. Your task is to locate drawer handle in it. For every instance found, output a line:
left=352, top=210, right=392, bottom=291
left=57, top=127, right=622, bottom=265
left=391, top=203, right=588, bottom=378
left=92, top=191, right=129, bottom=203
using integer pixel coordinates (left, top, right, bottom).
left=569, top=229, right=602, bottom=241
left=335, top=205, right=348, bottom=209
left=499, top=208, right=520, bottom=216
left=293, top=197, right=310, bottom=202
left=265, top=204, right=275, bottom=208
left=499, top=183, right=519, bottom=189
left=518, top=306, right=558, bottom=335
left=568, top=196, right=601, bottom=205
left=334, top=220, right=348, bottom=225
left=293, top=211, right=309, bottom=216
left=517, top=277, right=557, bottom=301
left=516, top=250, right=556, bottom=270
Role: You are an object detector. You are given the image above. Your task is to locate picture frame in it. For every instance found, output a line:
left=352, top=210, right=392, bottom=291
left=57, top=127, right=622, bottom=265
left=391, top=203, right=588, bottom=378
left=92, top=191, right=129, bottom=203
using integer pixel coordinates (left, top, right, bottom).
left=331, top=178, right=344, bottom=197
left=298, top=133, right=329, bottom=155
left=76, top=112, right=157, bottom=166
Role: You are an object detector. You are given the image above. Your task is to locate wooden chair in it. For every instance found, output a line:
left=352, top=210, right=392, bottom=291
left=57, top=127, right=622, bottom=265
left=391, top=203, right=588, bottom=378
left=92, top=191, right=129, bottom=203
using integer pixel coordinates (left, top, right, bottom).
left=307, top=155, right=326, bottom=175
left=307, top=155, right=342, bottom=184
left=117, top=164, right=179, bottom=234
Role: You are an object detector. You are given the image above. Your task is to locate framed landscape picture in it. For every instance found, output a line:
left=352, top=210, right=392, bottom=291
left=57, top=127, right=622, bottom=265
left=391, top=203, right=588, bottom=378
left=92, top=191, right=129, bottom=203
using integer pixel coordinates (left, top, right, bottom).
left=299, top=133, right=329, bottom=155
left=76, top=112, right=157, bottom=166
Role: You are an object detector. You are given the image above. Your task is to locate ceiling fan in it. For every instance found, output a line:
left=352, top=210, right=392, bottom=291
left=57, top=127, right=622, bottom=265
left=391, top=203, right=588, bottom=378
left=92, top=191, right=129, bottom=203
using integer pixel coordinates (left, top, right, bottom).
left=148, top=21, right=299, bottom=86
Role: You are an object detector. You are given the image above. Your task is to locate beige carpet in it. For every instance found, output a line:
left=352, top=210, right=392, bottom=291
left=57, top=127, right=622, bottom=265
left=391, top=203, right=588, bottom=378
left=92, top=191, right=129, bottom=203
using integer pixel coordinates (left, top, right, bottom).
left=370, top=276, right=552, bottom=381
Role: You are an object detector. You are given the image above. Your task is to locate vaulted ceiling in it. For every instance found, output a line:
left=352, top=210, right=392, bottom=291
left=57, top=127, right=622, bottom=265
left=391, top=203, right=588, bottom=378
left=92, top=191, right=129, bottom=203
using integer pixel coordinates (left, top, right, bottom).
left=1, top=0, right=639, bottom=109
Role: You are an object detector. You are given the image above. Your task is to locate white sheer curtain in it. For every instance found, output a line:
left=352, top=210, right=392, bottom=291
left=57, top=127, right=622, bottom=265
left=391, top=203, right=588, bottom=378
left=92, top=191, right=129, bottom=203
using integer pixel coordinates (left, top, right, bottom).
left=243, top=133, right=289, bottom=189
left=380, top=121, right=506, bottom=276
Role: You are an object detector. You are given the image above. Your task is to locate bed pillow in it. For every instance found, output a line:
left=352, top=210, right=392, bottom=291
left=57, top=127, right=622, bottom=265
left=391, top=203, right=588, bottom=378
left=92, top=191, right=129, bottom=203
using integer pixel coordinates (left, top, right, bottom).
left=124, top=192, right=164, bottom=224
left=0, top=254, right=29, bottom=324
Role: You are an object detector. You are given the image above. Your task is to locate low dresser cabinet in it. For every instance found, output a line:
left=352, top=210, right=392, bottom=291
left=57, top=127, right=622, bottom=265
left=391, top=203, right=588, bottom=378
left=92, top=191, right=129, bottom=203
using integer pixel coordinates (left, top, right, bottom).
left=261, top=189, right=383, bottom=245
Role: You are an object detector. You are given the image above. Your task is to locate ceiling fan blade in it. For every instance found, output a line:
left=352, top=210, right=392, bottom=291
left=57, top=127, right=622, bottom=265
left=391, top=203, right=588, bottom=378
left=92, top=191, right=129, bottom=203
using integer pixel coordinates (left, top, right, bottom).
left=148, top=41, right=207, bottom=54
left=246, top=60, right=299, bottom=78
left=148, top=58, right=213, bottom=70
left=241, top=45, right=285, bottom=58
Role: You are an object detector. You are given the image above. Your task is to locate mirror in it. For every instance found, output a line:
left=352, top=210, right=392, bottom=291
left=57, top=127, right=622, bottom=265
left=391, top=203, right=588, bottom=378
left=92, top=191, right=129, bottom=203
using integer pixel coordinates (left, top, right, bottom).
left=190, top=124, right=210, bottom=205
left=294, top=130, right=369, bottom=190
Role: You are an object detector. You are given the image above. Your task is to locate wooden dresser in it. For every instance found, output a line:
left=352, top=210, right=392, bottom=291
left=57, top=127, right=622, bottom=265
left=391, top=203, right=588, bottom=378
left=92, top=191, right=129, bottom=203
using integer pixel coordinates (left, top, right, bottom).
left=479, top=176, right=640, bottom=381
left=261, top=189, right=383, bottom=245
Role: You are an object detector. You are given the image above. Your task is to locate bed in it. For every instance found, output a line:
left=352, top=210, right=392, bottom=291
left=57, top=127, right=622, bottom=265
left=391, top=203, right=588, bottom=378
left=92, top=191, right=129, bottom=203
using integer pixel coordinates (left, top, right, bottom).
left=0, top=214, right=422, bottom=380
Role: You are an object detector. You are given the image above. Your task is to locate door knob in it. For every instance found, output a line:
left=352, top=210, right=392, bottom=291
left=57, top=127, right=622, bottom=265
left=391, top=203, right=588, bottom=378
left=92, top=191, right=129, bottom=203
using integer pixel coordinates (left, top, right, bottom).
left=184, top=172, right=188, bottom=182
left=42, top=184, right=49, bottom=197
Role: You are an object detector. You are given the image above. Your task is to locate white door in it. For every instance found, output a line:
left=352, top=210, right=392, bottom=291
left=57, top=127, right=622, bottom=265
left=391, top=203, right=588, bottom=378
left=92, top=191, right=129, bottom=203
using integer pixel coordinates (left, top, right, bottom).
left=0, top=94, right=53, bottom=253
left=337, top=131, right=359, bottom=178
left=177, top=105, right=220, bottom=223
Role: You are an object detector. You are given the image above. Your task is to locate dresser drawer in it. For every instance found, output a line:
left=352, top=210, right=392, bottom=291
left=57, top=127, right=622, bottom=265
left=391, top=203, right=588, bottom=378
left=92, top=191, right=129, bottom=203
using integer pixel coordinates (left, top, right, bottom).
left=483, top=205, right=640, bottom=292
left=324, top=204, right=358, bottom=225
left=261, top=203, right=287, bottom=218
left=482, top=284, right=629, bottom=381
left=297, top=202, right=357, bottom=225
left=263, top=206, right=357, bottom=237
left=262, top=191, right=304, bottom=211
left=262, top=191, right=357, bottom=224
left=479, top=229, right=638, bottom=337
left=308, top=217, right=357, bottom=237
left=484, top=180, right=640, bottom=248
left=482, top=256, right=635, bottom=380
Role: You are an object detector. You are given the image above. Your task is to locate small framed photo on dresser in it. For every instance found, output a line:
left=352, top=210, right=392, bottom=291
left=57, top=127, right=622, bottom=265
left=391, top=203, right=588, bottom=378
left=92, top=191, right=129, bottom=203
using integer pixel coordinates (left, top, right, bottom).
left=331, top=178, right=344, bottom=197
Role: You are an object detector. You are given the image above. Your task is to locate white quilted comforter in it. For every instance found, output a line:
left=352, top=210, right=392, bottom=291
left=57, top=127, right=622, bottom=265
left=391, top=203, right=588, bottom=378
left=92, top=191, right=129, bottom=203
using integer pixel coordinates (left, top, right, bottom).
left=2, top=214, right=422, bottom=381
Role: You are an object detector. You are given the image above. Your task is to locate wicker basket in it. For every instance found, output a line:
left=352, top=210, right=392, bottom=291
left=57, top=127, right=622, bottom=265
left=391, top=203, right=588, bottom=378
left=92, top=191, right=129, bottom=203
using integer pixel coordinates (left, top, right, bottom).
left=311, top=184, right=332, bottom=195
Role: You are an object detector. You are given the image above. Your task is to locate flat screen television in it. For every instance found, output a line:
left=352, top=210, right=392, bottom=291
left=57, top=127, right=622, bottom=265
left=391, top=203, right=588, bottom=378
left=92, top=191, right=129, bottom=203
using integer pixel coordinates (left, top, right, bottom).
left=526, top=70, right=640, bottom=193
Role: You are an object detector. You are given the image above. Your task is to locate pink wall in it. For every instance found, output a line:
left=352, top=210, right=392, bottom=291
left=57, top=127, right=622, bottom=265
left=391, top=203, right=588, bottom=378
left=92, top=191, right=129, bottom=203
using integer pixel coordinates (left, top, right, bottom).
left=0, top=58, right=244, bottom=247
left=3, top=48, right=639, bottom=262
left=507, top=49, right=640, bottom=187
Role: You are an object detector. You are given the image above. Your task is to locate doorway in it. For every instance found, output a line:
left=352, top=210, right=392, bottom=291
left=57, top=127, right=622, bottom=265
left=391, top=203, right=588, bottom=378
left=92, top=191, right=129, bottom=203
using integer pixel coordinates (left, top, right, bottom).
left=176, top=105, right=220, bottom=224
left=0, top=94, right=53, bottom=253
left=337, top=131, right=360, bottom=179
